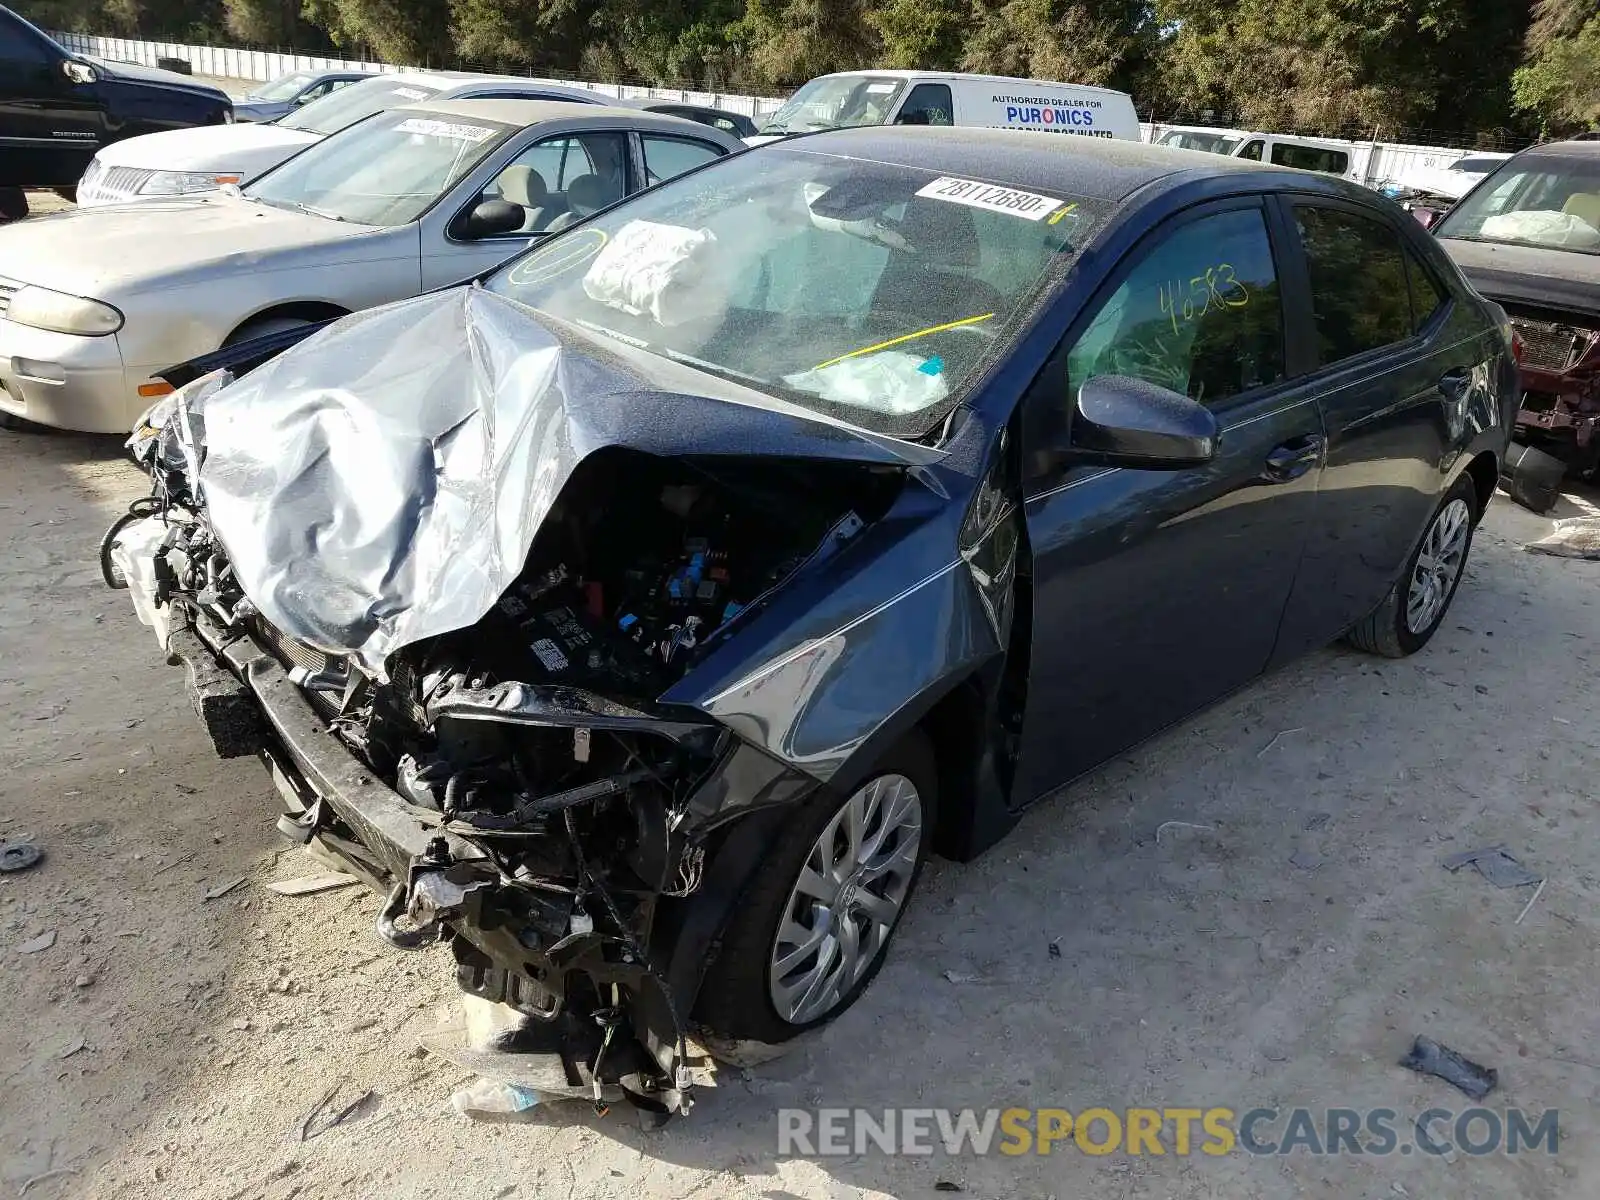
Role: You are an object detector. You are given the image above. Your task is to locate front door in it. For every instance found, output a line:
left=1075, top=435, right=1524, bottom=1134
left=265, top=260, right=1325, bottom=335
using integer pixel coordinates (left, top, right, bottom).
left=1014, top=198, right=1326, bottom=802
left=0, top=15, right=97, bottom=187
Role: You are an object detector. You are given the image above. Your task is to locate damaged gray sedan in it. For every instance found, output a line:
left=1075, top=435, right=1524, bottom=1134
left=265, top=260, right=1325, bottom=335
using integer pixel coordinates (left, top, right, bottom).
left=104, top=128, right=1517, bottom=1118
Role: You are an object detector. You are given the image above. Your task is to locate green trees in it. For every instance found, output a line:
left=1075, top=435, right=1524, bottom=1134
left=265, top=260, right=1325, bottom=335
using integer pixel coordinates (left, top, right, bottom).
left=1514, top=0, right=1600, bottom=132
left=15, top=0, right=1590, bottom=141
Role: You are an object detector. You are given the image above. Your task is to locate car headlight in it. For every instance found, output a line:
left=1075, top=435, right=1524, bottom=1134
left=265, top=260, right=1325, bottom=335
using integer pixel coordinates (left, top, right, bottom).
left=137, top=170, right=242, bottom=196
left=6, top=286, right=124, bottom=336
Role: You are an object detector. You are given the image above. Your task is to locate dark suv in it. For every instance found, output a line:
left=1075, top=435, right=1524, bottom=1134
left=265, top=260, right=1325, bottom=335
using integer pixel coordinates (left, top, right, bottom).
left=1434, top=139, right=1600, bottom=480
left=0, top=4, right=231, bottom=218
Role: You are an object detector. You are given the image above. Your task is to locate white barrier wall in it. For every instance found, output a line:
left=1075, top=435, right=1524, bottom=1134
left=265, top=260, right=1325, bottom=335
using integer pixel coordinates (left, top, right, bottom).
left=53, top=31, right=789, bottom=119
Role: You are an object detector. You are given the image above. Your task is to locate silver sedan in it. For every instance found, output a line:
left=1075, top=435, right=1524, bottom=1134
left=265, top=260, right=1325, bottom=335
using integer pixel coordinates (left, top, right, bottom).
left=0, top=99, right=739, bottom=433
left=232, top=69, right=374, bottom=123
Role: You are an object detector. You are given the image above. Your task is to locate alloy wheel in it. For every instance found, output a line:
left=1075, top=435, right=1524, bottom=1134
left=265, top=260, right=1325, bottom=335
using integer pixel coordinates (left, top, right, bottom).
left=1406, top=497, right=1471, bottom=634
left=768, top=773, right=923, bottom=1025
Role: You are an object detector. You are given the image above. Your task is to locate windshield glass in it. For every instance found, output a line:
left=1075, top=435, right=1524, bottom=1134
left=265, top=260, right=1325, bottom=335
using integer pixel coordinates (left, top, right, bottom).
left=279, top=76, right=443, bottom=136
left=247, top=109, right=512, bottom=226
left=485, top=146, right=1109, bottom=436
left=1438, top=155, right=1600, bottom=253
left=246, top=72, right=314, bottom=103
left=759, top=76, right=906, bottom=135
left=1158, top=131, right=1242, bottom=155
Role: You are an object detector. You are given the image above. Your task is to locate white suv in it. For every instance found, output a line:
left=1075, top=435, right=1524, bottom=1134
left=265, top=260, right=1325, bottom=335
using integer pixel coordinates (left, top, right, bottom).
left=76, top=71, right=605, bottom=206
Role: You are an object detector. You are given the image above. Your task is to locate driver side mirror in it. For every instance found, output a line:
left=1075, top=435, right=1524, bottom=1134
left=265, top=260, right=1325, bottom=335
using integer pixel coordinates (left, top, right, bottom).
left=454, top=198, right=524, bottom=240
left=62, top=59, right=96, bottom=85
left=1071, top=375, right=1217, bottom=468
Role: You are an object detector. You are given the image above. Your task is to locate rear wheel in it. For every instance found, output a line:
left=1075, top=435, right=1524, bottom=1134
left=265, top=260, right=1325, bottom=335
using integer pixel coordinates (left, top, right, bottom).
left=695, top=731, right=937, bottom=1043
left=1346, top=474, right=1478, bottom=658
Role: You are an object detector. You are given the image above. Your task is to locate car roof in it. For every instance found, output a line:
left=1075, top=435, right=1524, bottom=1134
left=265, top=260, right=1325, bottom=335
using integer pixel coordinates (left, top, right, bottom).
left=1516, top=139, right=1600, bottom=162
left=398, top=97, right=728, bottom=135
left=777, top=125, right=1312, bottom=204
left=809, top=68, right=1131, bottom=99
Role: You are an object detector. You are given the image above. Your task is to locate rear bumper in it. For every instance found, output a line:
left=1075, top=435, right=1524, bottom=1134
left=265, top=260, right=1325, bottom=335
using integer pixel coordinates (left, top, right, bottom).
left=0, top=318, right=135, bottom=432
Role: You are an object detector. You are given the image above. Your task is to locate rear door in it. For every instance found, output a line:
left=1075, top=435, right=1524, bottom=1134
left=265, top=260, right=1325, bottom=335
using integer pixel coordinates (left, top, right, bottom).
left=1013, top=197, right=1328, bottom=801
left=1269, top=196, right=1486, bottom=660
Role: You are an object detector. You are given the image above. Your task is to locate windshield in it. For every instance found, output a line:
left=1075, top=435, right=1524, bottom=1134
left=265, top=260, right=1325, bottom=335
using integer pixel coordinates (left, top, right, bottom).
left=247, top=109, right=512, bottom=226
left=1438, top=155, right=1600, bottom=253
left=485, top=146, right=1108, bottom=436
left=246, top=72, right=314, bottom=103
left=759, top=76, right=906, bottom=135
left=279, top=76, right=443, bottom=136
left=1158, top=131, right=1242, bottom=155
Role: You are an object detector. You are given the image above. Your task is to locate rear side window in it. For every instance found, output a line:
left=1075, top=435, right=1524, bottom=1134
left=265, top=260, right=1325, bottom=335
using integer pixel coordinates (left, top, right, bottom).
left=640, top=135, right=723, bottom=185
left=1405, top=249, right=1449, bottom=331
left=1270, top=143, right=1349, bottom=175
left=895, top=83, right=954, bottom=127
left=1066, top=206, right=1286, bottom=408
left=1296, top=207, right=1413, bottom=364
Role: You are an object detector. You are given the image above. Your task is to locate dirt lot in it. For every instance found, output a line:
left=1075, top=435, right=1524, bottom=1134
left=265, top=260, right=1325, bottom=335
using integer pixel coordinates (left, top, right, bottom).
left=2, top=422, right=1597, bottom=1200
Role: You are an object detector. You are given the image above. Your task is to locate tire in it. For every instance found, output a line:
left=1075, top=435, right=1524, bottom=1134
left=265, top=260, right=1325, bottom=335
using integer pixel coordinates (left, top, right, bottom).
left=223, top=314, right=313, bottom=348
left=694, top=730, right=938, bottom=1043
left=1346, top=473, right=1478, bottom=658
left=0, top=187, right=28, bottom=223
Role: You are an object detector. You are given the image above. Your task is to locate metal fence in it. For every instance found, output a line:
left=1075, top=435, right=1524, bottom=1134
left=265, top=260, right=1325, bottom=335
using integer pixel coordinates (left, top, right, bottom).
left=52, top=31, right=789, bottom=120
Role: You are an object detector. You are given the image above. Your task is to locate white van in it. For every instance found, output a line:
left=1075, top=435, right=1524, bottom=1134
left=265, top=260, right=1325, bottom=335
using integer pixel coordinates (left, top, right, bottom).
left=1229, top=134, right=1360, bottom=180
left=747, top=70, right=1140, bottom=146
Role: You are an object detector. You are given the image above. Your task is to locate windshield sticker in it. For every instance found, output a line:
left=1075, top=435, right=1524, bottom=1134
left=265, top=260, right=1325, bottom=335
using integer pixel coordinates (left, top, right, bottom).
left=392, top=87, right=429, bottom=101
left=915, top=176, right=1065, bottom=221
left=866, top=83, right=898, bottom=93
left=506, top=229, right=608, bottom=288
left=394, top=117, right=495, bottom=142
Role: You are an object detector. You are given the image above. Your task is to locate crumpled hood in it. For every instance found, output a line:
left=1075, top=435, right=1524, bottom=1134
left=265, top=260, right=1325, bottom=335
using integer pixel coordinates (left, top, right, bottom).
left=188, top=285, right=936, bottom=676
left=92, top=121, right=318, bottom=172
left=0, top=193, right=375, bottom=297
left=1441, top=237, right=1600, bottom=321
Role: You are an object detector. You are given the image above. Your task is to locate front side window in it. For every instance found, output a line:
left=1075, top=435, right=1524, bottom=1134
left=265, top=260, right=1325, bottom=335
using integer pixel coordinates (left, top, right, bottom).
left=757, top=75, right=906, bottom=135
left=1237, top=140, right=1264, bottom=162
left=1270, top=143, right=1349, bottom=174
left=278, top=77, right=443, bottom=136
left=486, top=147, right=1110, bottom=435
left=895, top=83, right=954, bottom=127
left=477, top=132, right=631, bottom=234
left=1436, top=154, right=1600, bottom=253
left=1296, top=206, right=1413, bottom=364
left=640, top=135, right=724, bottom=186
left=1065, top=207, right=1285, bottom=407
left=0, top=13, right=53, bottom=63
left=248, top=109, right=513, bottom=226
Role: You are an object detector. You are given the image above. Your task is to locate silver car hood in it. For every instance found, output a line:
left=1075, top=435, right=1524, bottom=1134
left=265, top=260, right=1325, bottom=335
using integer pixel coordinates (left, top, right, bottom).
left=183, top=285, right=936, bottom=678
left=0, top=195, right=383, bottom=297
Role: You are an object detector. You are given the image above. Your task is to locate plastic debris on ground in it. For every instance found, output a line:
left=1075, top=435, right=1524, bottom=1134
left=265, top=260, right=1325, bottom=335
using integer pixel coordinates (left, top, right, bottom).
left=0, top=841, right=44, bottom=872
left=1399, top=1035, right=1499, bottom=1099
left=450, top=1078, right=543, bottom=1123
left=1526, top=516, right=1600, bottom=560
left=1440, top=845, right=1541, bottom=889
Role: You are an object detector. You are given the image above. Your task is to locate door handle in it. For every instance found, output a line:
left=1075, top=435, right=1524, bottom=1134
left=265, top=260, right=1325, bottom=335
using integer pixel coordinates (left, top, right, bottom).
left=1261, top=434, right=1325, bottom=483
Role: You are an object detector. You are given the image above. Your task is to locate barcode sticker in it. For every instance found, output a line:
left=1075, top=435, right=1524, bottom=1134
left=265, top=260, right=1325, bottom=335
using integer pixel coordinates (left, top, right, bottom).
left=914, top=176, right=1064, bottom=221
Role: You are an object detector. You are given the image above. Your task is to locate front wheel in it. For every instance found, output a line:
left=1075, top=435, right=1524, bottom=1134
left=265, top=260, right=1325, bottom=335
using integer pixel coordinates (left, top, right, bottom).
left=694, top=732, right=937, bottom=1043
left=1346, top=474, right=1478, bottom=658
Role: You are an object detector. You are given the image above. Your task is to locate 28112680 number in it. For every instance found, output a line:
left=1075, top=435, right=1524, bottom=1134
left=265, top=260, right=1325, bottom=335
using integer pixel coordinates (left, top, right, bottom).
left=1157, top=264, right=1249, bottom=335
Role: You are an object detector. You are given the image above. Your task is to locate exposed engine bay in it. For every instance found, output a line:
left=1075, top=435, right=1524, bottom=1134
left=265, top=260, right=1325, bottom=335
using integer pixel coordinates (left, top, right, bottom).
left=113, top=403, right=904, bottom=1116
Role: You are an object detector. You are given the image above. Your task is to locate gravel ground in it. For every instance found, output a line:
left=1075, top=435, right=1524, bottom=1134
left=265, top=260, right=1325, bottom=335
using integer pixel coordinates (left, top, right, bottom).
left=2, top=425, right=1596, bottom=1200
